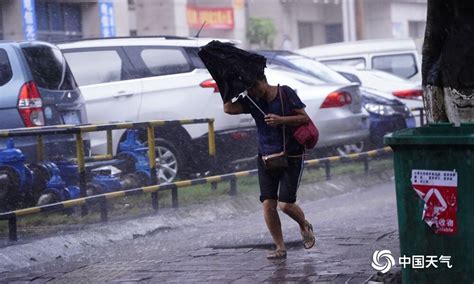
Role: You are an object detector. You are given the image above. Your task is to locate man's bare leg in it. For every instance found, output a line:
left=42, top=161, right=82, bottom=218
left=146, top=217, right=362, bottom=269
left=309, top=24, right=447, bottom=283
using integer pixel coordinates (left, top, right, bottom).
left=262, top=199, right=286, bottom=251
left=279, top=202, right=308, bottom=232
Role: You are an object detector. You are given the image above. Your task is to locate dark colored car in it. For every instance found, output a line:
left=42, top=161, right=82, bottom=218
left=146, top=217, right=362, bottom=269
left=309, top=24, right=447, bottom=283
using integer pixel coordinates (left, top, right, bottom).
left=257, top=50, right=415, bottom=151
left=359, top=89, right=415, bottom=149
left=0, top=41, right=88, bottom=161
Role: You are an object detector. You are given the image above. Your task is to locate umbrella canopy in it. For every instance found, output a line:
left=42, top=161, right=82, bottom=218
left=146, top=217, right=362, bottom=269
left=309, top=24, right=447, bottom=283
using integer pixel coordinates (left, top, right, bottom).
left=198, top=40, right=267, bottom=103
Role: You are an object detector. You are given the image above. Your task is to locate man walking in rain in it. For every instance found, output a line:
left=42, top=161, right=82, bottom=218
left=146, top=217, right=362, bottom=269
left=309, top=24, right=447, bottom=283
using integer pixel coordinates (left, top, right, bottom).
left=199, top=41, right=315, bottom=259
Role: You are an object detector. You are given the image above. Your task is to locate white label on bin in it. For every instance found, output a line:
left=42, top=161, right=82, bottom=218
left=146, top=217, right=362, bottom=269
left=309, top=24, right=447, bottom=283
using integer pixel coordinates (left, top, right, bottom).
left=411, top=169, right=458, bottom=235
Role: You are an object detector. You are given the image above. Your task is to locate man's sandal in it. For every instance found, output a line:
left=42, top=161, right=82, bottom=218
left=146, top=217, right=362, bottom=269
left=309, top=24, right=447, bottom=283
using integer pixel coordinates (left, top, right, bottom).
left=301, top=220, right=315, bottom=249
left=266, top=249, right=287, bottom=260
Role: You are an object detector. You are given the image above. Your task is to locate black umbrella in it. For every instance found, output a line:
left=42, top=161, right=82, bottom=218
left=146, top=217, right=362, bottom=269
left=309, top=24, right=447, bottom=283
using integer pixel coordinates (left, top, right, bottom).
left=198, top=40, right=267, bottom=103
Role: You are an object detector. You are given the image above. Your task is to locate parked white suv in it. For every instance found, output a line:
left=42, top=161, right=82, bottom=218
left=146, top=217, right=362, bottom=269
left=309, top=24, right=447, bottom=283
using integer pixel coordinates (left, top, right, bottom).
left=59, top=37, right=256, bottom=183
left=297, top=38, right=422, bottom=82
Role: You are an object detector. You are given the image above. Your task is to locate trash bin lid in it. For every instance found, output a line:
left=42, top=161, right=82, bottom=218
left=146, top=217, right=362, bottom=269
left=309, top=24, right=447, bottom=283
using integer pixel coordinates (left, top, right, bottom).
left=384, top=123, right=474, bottom=145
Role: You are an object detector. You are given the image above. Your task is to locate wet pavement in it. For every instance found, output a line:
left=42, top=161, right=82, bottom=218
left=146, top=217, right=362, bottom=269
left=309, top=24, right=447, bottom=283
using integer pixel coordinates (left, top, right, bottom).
left=0, top=169, right=401, bottom=283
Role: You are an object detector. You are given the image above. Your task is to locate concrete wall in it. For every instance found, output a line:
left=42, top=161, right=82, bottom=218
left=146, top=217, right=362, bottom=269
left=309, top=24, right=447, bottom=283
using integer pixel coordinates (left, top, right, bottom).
left=359, top=0, right=426, bottom=40
left=248, top=1, right=331, bottom=49
left=323, top=3, right=343, bottom=43
left=113, top=0, right=131, bottom=36
left=2, top=0, right=24, bottom=40
left=81, top=2, right=100, bottom=38
left=135, top=0, right=177, bottom=36
left=292, top=2, right=327, bottom=48
left=390, top=2, right=426, bottom=39
left=247, top=1, right=347, bottom=49
left=232, top=0, right=247, bottom=46
left=173, top=0, right=189, bottom=36
left=362, top=0, right=392, bottom=40
left=78, top=0, right=130, bottom=38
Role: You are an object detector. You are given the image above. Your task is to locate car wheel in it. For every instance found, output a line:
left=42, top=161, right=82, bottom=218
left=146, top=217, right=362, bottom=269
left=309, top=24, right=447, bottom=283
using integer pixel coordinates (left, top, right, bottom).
left=120, top=130, right=193, bottom=184
left=153, top=140, right=185, bottom=184
left=335, top=142, right=364, bottom=156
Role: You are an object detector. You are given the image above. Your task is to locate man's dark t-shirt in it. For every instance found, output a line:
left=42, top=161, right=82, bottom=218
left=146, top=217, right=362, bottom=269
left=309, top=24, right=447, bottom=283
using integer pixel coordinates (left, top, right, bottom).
left=241, top=85, right=306, bottom=156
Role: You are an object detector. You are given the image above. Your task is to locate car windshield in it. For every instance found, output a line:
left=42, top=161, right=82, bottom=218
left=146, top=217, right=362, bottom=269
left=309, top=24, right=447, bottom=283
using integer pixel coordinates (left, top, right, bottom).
left=286, top=56, right=350, bottom=84
left=22, top=45, right=76, bottom=90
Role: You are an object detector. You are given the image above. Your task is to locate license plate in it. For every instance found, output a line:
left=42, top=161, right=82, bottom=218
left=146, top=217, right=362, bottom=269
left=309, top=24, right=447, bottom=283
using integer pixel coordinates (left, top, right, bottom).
left=62, top=111, right=80, bottom=125
left=406, top=117, right=416, bottom=128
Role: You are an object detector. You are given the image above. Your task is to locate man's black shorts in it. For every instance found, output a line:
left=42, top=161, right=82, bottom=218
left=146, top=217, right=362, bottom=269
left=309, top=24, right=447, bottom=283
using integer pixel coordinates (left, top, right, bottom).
left=257, top=155, right=304, bottom=203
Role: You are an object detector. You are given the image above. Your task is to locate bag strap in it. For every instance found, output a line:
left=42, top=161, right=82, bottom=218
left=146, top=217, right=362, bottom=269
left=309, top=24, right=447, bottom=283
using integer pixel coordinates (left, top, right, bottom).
left=244, top=85, right=287, bottom=153
left=278, top=85, right=286, bottom=153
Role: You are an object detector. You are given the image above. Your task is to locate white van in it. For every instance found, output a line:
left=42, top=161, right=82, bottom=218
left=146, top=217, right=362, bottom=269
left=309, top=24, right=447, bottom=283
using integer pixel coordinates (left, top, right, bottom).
left=296, top=38, right=422, bottom=82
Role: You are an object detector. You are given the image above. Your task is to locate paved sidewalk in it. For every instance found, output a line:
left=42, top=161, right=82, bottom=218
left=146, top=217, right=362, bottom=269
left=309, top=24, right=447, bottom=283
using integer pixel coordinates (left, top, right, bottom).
left=0, top=174, right=401, bottom=283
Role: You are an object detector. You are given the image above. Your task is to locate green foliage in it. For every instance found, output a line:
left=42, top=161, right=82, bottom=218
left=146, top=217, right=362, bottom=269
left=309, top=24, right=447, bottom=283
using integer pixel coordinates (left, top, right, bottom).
left=247, top=17, right=277, bottom=49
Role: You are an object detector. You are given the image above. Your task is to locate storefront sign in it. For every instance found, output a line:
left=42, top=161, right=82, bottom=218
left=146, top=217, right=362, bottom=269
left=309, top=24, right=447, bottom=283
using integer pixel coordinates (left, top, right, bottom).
left=22, top=0, right=37, bottom=40
left=99, top=1, right=116, bottom=37
left=187, top=6, right=234, bottom=30
left=411, top=169, right=458, bottom=235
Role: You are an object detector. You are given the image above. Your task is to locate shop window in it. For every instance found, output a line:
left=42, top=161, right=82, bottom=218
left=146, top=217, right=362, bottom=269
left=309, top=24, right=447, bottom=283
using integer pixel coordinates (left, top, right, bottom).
left=325, top=24, right=343, bottom=44
left=35, top=1, right=82, bottom=42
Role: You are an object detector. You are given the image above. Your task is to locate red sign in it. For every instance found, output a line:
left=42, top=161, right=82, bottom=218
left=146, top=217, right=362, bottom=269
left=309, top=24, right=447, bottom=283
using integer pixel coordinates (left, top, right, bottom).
left=411, top=170, right=458, bottom=235
left=187, top=5, right=234, bottom=30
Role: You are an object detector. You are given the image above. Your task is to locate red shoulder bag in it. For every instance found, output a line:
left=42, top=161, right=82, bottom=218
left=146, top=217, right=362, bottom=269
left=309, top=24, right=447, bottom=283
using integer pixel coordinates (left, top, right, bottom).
left=281, top=88, right=319, bottom=149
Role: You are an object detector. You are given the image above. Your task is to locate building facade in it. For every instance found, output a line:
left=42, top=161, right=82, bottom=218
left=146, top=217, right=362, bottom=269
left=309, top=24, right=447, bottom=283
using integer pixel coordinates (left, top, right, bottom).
left=0, top=0, right=427, bottom=50
left=0, top=0, right=129, bottom=42
left=129, top=0, right=247, bottom=43
left=247, top=0, right=427, bottom=49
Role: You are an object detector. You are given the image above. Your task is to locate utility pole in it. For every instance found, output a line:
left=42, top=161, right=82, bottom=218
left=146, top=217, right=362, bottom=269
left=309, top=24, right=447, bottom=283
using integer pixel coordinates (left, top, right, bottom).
left=355, top=0, right=364, bottom=40
left=342, top=0, right=356, bottom=42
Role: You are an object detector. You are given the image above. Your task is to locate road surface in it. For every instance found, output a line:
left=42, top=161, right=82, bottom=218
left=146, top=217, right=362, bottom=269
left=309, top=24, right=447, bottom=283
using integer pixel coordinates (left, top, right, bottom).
left=0, top=169, right=401, bottom=283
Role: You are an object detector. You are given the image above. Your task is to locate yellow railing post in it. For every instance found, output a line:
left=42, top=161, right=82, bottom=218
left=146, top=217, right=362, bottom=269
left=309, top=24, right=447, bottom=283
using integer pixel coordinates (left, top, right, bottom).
left=75, top=131, right=88, bottom=216
left=146, top=124, right=159, bottom=210
left=106, top=129, right=113, bottom=156
left=207, top=119, right=216, bottom=157
left=207, top=119, right=217, bottom=186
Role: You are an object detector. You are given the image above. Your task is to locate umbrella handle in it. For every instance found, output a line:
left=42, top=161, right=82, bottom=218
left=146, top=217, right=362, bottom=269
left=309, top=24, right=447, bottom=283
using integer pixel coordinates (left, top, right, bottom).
left=238, top=91, right=266, bottom=117
left=231, top=90, right=248, bottom=103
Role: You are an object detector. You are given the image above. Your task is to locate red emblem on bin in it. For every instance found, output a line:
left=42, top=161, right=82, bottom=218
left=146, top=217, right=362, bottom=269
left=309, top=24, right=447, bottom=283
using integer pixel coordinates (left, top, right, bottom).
left=411, top=170, right=458, bottom=235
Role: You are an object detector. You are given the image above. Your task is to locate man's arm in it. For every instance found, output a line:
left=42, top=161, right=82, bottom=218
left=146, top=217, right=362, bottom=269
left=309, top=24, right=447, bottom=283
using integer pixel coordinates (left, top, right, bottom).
left=224, top=101, right=245, bottom=115
left=264, top=108, right=310, bottom=127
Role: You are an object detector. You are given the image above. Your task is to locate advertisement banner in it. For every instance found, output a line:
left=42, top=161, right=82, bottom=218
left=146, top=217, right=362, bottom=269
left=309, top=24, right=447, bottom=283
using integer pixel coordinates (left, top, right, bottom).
left=99, top=1, right=116, bottom=37
left=411, top=169, right=458, bottom=235
left=187, top=6, right=234, bottom=30
left=22, top=0, right=37, bottom=41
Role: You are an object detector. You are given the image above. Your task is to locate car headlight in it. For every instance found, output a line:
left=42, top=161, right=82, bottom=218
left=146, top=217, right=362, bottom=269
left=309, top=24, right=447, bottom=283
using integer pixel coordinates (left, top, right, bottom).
left=364, top=103, right=396, bottom=116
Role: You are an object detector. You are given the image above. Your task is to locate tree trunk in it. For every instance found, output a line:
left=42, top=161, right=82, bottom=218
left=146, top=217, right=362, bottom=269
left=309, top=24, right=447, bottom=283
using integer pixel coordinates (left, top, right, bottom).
left=422, top=0, right=474, bottom=125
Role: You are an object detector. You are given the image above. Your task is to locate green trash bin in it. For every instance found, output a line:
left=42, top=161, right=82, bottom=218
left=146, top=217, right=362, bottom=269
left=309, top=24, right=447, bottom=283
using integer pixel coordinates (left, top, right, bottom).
left=384, top=123, right=474, bottom=283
